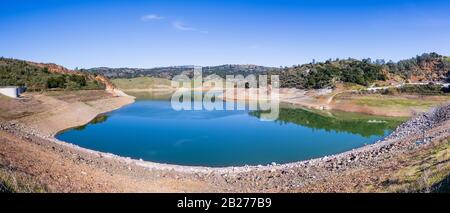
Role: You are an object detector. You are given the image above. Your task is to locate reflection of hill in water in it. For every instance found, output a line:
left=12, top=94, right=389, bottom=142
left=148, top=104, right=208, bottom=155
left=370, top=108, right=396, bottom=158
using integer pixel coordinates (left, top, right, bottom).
left=80, top=97, right=405, bottom=138
left=110, top=100, right=248, bottom=120
left=125, top=106, right=246, bottom=120
left=250, top=108, right=405, bottom=137
left=127, top=91, right=223, bottom=102
left=74, top=114, right=109, bottom=131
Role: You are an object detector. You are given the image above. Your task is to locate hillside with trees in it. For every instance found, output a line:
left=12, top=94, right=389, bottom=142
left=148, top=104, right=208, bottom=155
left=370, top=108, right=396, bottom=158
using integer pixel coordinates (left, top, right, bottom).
left=88, top=53, right=449, bottom=90
left=0, top=58, right=106, bottom=91
left=274, top=53, right=450, bottom=89
left=274, top=58, right=388, bottom=89
left=88, top=64, right=277, bottom=79
left=3, top=53, right=447, bottom=91
left=386, top=52, right=450, bottom=82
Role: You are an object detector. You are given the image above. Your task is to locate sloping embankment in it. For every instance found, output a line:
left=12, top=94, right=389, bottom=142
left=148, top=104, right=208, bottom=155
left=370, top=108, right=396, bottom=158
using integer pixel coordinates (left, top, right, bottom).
left=15, top=94, right=134, bottom=137
left=0, top=98, right=448, bottom=192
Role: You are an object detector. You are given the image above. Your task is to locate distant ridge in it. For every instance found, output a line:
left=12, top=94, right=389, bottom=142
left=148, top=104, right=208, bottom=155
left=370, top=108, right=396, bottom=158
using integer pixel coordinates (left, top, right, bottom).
left=87, top=53, right=449, bottom=89
left=2, top=53, right=448, bottom=90
left=88, top=64, right=279, bottom=79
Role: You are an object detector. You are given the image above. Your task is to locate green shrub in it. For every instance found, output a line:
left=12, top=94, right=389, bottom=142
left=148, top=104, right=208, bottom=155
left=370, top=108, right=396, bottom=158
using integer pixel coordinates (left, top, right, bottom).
left=0, top=58, right=105, bottom=91
left=383, top=84, right=448, bottom=95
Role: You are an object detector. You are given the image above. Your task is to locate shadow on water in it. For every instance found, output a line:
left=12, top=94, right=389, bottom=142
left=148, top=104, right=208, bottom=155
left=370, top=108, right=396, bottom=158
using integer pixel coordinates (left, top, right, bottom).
left=432, top=175, right=450, bottom=193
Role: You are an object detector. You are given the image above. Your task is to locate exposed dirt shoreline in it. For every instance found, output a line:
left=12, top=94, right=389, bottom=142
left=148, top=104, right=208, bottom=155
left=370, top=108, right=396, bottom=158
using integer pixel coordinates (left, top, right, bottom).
left=17, top=92, right=135, bottom=137
left=0, top=92, right=449, bottom=192
left=134, top=87, right=450, bottom=117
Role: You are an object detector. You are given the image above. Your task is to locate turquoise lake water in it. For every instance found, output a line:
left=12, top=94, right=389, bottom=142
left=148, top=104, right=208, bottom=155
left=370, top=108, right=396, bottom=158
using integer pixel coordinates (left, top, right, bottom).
left=56, top=95, right=403, bottom=167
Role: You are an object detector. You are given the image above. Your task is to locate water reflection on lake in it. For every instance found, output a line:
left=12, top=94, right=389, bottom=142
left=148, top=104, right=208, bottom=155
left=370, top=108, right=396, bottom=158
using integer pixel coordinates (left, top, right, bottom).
left=57, top=91, right=405, bottom=167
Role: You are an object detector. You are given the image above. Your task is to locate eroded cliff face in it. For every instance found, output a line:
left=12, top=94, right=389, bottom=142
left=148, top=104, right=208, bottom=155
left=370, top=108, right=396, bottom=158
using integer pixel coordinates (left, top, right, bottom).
left=409, top=58, right=450, bottom=82
left=392, top=53, right=450, bottom=83
left=93, top=75, right=116, bottom=91
left=27, top=62, right=73, bottom=75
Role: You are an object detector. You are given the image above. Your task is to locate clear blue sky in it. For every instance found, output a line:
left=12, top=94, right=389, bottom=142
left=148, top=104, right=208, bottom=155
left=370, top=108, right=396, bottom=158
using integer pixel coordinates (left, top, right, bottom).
left=1, top=0, right=449, bottom=69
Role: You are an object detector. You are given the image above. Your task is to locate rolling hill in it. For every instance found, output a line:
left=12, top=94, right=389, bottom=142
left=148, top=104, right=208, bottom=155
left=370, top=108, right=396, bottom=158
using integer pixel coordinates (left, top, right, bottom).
left=0, top=58, right=112, bottom=91
left=88, top=53, right=450, bottom=89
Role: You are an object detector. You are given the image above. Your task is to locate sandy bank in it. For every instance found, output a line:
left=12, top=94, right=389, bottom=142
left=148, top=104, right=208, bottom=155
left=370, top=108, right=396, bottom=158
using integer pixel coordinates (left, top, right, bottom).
left=16, top=93, right=135, bottom=137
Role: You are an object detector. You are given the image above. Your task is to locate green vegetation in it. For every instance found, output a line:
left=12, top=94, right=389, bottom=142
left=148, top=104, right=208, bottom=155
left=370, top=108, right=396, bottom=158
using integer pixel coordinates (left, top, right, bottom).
left=74, top=114, right=109, bottom=131
left=89, top=53, right=449, bottom=90
left=251, top=107, right=404, bottom=137
left=342, top=82, right=367, bottom=90
left=444, top=56, right=450, bottom=63
left=111, top=77, right=171, bottom=90
left=90, top=64, right=275, bottom=79
left=274, top=58, right=387, bottom=89
left=275, top=53, right=450, bottom=89
left=0, top=57, right=105, bottom=91
left=3, top=53, right=448, bottom=92
left=383, top=84, right=450, bottom=96
left=355, top=97, right=436, bottom=108
left=344, top=94, right=450, bottom=110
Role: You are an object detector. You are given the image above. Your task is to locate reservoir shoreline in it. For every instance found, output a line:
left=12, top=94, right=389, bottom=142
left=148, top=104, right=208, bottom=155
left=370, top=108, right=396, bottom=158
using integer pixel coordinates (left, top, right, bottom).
left=0, top=90, right=448, bottom=192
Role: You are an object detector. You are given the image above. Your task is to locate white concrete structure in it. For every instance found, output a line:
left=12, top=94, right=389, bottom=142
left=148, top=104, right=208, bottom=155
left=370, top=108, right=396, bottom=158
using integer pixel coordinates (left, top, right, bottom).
left=0, top=86, right=22, bottom=98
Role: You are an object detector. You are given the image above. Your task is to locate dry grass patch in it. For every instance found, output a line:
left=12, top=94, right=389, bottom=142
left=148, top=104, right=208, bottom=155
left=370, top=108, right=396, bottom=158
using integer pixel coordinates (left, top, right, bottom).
left=382, top=137, right=449, bottom=192
left=0, top=167, right=47, bottom=193
left=44, top=90, right=113, bottom=103
left=335, top=94, right=450, bottom=110
left=112, top=77, right=172, bottom=90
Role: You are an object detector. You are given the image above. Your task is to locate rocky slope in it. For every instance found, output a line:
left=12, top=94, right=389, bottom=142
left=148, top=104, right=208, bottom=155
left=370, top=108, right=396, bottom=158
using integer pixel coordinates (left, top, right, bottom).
left=389, top=52, right=450, bottom=82
left=0, top=100, right=448, bottom=192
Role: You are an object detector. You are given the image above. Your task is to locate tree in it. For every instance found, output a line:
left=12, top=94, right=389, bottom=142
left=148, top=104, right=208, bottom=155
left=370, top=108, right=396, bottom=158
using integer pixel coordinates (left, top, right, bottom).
left=47, top=75, right=66, bottom=89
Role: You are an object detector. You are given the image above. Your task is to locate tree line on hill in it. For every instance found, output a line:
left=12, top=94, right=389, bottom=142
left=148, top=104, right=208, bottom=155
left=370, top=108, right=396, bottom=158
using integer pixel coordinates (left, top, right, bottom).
left=88, top=53, right=449, bottom=89
left=381, top=83, right=450, bottom=95
left=273, top=52, right=450, bottom=89
left=1, top=53, right=448, bottom=91
left=88, top=64, right=276, bottom=79
left=0, top=58, right=105, bottom=91
left=273, top=58, right=387, bottom=89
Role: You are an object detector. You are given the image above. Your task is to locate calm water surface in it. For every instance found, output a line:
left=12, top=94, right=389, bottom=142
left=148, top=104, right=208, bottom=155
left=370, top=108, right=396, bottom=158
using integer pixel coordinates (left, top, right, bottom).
left=57, top=93, right=404, bottom=167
